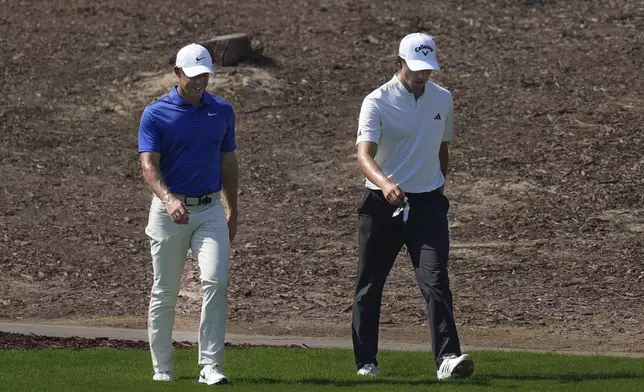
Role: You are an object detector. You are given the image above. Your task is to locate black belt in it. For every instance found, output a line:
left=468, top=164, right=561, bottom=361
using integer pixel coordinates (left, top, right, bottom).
left=178, top=194, right=213, bottom=207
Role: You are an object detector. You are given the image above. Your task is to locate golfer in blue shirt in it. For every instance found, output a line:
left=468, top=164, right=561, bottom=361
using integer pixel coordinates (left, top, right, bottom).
left=138, top=43, right=238, bottom=385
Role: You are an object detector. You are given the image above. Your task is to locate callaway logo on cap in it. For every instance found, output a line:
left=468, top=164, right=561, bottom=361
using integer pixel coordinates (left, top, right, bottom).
left=399, top=33, right=440, bottom=72
left=175, top=43, right=215, bottom=77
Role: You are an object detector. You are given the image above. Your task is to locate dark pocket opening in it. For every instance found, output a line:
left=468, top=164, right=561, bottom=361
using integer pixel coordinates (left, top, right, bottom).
left=356, top=188, right=372, bottom=214
left=440, top=192, right=450, bottom=214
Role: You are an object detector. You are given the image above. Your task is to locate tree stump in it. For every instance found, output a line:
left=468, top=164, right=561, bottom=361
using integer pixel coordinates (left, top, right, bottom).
left=200, top=33, right=252, bottom=67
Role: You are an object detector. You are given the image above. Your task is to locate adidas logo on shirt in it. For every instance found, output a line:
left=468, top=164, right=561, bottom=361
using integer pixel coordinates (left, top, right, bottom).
left=434, top=113, right=441, bottom=120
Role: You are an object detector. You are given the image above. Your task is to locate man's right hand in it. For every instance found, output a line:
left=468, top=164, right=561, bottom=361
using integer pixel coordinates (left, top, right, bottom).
left=382, top=181, right=405, bottom=206
left=356, top=142, right=405, bottom=206
left=164, top=195, right=190, bottom=224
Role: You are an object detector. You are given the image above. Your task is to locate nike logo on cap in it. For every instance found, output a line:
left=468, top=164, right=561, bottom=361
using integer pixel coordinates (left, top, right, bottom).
left=196, top=56, right=205, bottom=61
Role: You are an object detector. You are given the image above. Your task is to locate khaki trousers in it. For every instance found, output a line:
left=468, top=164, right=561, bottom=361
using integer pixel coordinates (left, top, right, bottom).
left=145, top=194, right=230, bottom=373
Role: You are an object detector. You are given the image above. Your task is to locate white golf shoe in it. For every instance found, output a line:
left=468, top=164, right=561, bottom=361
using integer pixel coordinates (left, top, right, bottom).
left=357, top=363, right=381, bottom=376
left=199, top=364, right=229, bottom=385
left=437, top=354, right=474, bottom=380
left=152, top=371, right=172, bottom=382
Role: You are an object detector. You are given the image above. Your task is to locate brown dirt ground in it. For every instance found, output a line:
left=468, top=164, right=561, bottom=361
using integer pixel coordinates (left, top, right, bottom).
left=1, top=0, right=643, bottom=353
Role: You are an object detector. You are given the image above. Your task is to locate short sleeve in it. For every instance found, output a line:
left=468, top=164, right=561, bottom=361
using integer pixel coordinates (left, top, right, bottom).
left=138, top=107, right=161, bottom=153
left=356, top=97, right=381, bottom=145
left=442, top=95, right=454, bottom=142
left=221, top=107, right=237, bottom=153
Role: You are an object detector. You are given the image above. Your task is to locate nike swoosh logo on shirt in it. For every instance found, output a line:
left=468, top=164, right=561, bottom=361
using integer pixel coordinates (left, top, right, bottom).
left=208, top=112, right=218, bottom=116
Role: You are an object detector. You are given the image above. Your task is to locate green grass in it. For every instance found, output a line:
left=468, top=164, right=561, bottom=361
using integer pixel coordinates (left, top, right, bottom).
left=1, top=347, right=644, bottom=391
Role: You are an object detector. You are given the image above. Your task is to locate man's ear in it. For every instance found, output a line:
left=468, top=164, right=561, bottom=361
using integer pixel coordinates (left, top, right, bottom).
left=173, top=66, right=182, bottom=78
left=394, top=56, right=403, bottom=69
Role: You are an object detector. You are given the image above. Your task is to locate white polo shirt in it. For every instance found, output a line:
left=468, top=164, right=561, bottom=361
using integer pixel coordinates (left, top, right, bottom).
left=356, top=75, right=453, bottom=193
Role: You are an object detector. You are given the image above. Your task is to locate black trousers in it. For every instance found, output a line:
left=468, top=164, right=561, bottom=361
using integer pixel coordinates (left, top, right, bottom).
left=351, top=188, right=462, bottom=370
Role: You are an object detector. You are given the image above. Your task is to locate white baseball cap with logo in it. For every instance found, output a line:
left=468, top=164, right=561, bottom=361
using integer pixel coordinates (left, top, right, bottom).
left=398, top=33, right=440, bottom=72
left=175, top=43, right=215, bottom=77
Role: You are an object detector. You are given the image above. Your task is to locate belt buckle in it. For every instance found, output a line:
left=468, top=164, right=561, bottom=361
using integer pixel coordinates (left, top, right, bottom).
left=183, top=196, right=197, bottom=207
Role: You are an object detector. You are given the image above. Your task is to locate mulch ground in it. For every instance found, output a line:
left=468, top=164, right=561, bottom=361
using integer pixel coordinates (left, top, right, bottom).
left=1, top=0, right=642, bottom=349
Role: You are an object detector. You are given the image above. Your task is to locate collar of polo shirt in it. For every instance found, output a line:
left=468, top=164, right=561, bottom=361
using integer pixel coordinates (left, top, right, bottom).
left=169, top=86, right=214, bottom=107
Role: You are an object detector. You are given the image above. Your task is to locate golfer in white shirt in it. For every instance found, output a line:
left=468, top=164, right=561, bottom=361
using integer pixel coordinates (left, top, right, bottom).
left=351, top=32, right=474, bottom=380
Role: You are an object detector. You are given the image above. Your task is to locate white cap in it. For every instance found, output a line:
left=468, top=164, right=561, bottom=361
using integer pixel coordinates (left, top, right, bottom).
left=398, top=33, right=440, bottom=72
left=175, top=43, right=215, bottom=77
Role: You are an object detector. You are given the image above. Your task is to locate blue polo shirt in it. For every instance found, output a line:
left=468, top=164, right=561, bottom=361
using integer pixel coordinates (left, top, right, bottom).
left=138, top=86, right=236, bottom=196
